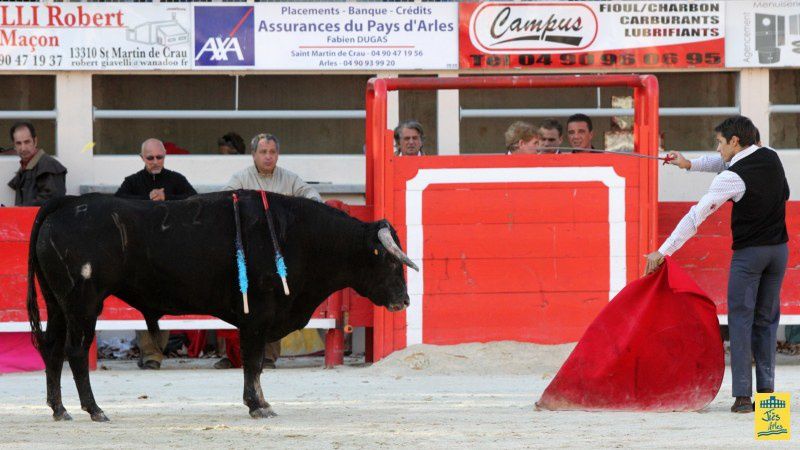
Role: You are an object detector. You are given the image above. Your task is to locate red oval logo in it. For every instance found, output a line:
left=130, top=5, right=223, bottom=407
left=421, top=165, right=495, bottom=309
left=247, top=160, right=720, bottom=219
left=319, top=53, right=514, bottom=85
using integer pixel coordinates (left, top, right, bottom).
left=470, top=2, right=598, bottom=54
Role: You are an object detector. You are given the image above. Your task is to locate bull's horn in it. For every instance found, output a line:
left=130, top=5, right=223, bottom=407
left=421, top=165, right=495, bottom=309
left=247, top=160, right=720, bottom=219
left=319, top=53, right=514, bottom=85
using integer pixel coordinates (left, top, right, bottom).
left=377, top=227, right=419, bottom=271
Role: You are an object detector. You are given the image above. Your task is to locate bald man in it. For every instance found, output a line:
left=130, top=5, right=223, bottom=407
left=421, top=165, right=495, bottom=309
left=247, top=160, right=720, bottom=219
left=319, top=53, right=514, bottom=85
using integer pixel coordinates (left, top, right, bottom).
left=115, top=138, right=197, bottom=370
left=116, top=138, right=197, bottom=202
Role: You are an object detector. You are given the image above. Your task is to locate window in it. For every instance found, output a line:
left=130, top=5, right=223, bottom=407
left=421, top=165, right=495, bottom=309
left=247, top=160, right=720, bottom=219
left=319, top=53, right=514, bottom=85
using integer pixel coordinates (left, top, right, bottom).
left=92, top=75, right=371, bottom=155
left=0, top=76, right=56, bottom=156
left=769, top=69, right=800, bottom=150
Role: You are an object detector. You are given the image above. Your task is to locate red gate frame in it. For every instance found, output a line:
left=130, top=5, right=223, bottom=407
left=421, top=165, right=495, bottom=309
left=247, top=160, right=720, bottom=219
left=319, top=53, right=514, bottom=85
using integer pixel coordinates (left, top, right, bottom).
left=365, top=75, right=660, bottom=361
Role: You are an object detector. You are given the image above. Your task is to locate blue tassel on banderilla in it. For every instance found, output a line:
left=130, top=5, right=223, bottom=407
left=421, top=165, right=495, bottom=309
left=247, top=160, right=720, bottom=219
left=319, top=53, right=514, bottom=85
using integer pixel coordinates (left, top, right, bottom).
left=260, top=190, right=290, bottom=296
left=232, top=193, right=250, bottom=314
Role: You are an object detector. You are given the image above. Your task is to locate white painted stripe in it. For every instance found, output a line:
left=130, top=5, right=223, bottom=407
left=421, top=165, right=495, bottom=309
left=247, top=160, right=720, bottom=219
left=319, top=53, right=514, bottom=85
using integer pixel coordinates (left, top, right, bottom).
left=404, top=167, right=627, bottom=347
left=716, top=315, right=800, bottom=325
left=0, top=318, right=335, bottom=332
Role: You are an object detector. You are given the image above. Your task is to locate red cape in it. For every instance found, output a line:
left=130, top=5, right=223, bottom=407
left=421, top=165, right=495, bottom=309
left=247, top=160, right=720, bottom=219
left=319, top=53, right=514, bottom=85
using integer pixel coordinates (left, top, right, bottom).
left=536, top=257, right=724, bottom=411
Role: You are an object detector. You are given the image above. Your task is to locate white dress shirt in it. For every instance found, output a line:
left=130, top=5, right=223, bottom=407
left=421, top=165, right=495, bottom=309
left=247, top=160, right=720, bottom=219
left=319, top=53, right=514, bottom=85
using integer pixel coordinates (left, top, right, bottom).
left=658, top=145, right=766, bottom=256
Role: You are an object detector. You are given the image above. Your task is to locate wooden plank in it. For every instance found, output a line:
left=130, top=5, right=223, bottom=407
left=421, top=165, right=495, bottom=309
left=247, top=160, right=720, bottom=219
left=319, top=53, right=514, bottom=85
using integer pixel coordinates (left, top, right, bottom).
left=421, top=256, right=636, bottom=294
left=421, top=291, right=608, bottom=345
left=392, top=153, right=641, bottom=183
left=413, top=222, right=612, bottom=259
left=395, top=184, right=641, bottom=225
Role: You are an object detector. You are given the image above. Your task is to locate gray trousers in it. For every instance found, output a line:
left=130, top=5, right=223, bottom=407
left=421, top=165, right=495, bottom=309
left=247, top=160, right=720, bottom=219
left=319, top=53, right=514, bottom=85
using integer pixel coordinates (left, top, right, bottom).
left=727, top=243, right=788, bottom=397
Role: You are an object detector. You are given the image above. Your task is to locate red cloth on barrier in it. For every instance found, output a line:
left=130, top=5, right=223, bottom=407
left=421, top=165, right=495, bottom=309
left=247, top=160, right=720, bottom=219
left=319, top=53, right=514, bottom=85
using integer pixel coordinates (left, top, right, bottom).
left=181, top=330, right=207, bottom=358
left=0, top=332, right=45, bottom=373
left=536, top=257, right=724, bottom=411
left=217, top=330, right=242, bottom=368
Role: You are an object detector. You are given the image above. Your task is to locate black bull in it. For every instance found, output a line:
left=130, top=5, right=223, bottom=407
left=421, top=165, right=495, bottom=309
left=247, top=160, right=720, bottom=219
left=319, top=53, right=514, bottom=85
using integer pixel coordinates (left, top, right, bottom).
left=26, top=191, right=417, bottom=421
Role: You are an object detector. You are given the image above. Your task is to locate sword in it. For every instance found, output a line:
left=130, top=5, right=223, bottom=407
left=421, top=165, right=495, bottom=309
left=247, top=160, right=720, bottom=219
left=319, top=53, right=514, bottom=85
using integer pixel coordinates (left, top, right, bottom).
left=535, top=147, right=676, bottom=165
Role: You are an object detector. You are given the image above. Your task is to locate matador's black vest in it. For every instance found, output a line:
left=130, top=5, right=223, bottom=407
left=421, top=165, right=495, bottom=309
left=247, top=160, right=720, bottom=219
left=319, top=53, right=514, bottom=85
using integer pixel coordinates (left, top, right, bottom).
left=726, top=147, right=789, bottom=250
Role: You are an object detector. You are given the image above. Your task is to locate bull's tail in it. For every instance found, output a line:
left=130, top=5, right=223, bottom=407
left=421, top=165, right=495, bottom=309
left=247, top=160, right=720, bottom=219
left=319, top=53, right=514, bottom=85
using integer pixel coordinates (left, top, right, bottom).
left=26, top=197, right=70, bottom=350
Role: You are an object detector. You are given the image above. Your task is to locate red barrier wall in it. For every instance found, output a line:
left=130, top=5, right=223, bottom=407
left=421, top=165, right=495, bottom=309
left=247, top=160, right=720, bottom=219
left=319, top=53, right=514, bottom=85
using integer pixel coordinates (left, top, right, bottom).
left=659, top=202, right=800, bottom=322
left=4, top=201, right=799, bottom=361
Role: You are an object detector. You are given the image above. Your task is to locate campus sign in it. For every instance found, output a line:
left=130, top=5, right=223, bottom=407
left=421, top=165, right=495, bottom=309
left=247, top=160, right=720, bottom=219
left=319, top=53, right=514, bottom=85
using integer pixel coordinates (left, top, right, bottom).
left=459, top=1, right=726, bottom=70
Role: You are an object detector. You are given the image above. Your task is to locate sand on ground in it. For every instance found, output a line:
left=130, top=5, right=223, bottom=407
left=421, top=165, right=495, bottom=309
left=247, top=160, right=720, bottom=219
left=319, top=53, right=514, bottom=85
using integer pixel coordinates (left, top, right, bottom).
left=1, top=342, right=798, bottom=448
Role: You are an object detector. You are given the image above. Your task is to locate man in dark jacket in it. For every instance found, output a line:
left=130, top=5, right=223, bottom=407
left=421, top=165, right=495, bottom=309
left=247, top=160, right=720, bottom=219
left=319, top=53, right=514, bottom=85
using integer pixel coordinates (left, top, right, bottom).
left=116, top=138, right=197, bottom=202
left=116, top=138, right=197, bottom=369
left=7, top=122, right=67, bottom=206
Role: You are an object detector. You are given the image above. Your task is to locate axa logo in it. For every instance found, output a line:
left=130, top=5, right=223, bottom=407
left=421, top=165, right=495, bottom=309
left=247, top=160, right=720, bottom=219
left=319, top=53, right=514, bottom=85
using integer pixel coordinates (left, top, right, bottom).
left=194, top=6, right=254, bottom=66
left=469, top=2, right=598, bottom=54
left=196, top=37, right=244, bottom=61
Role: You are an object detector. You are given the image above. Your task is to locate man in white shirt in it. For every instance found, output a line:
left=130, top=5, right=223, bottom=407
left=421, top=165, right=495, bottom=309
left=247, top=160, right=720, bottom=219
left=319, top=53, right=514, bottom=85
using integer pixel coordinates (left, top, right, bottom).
left=216, top=133, right=321, bottom=370
left=224, top=133, right=321, bottom=201
left=645, top=116, right=789, bottom=413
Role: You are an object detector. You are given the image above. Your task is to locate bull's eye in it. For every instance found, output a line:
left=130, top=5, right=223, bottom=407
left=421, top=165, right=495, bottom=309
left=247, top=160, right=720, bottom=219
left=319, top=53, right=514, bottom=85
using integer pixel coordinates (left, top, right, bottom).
left=373, top=249, right=379, bottom=256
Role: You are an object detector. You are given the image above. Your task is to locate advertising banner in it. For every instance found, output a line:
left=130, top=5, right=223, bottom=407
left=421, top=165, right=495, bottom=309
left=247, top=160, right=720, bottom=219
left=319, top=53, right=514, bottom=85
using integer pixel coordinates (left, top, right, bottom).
left=192, top=3, right=458, bottom=70
left=0, top=3, right=192, bottom=71
left=460, top=1, right=725, bottom=70
left=0, top=2, right=459, bottom=72
left=725, top=0, right=800, bottom=67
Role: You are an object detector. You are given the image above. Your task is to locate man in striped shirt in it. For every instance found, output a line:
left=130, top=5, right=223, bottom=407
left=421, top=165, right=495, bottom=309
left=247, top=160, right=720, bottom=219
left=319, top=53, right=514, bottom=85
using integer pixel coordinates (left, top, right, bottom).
left=645, top=116, right=789, bottom=414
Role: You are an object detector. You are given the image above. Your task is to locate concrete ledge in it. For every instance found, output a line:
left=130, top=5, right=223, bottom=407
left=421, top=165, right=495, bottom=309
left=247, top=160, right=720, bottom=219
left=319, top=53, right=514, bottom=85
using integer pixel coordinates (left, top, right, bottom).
left=80, top=184, right=366, bottom=195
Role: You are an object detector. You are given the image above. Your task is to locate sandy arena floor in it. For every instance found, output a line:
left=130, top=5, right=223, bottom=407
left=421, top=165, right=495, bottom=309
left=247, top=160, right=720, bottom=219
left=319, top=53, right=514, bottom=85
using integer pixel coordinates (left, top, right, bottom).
left=1, top=342, right=798, bottom=448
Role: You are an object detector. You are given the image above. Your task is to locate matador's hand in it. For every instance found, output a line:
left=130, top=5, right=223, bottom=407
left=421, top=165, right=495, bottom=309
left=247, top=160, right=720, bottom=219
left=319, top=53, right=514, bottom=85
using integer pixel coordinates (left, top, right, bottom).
left=644, top=251, right=665, bottom=276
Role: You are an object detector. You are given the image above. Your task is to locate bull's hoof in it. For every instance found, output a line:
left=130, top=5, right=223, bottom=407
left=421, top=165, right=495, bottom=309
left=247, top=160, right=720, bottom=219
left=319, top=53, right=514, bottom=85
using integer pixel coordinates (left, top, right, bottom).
left=90, top=411, right=110, bottom=422
left=249, top=407, right=278, bottom=419
left=52, top=410, right=73, bottom=421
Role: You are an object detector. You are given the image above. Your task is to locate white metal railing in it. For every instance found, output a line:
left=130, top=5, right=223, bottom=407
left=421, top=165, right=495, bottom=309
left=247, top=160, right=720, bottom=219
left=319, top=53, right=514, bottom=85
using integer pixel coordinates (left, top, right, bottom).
left=93, top=109, right=365, bottom=120
left=0, top=110, right=57, bottom=119
left=769, top=104, right=800, bottom=114
left=460, top=106, right=740, bottom=119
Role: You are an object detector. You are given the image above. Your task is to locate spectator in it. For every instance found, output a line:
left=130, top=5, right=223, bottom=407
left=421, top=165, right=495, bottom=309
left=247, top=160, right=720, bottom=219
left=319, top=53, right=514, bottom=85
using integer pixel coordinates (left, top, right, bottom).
left=115, top=138, right=197, bottom=370
left=116, top=138, right=197, bottom=202
left=537, top=119, right=564, bottom=154
left=218, top=132, right=246, bottom=155
left=224, top=133, right=321, bottom=200
left=566, top=113, right=595, bottom=152
left=394, top=120, right=425, bottom=156
left=215, top=133, right=321, bottom=370
left=504, top=121, right=540, bottom=155
left=6, top=122, right=67, bottom=206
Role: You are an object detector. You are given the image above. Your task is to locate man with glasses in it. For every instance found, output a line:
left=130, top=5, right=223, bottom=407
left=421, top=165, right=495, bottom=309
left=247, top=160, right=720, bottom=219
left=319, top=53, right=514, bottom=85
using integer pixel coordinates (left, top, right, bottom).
left=115, top=137, right=197, bottom=369
left=116, top=138, right=197, bottom=202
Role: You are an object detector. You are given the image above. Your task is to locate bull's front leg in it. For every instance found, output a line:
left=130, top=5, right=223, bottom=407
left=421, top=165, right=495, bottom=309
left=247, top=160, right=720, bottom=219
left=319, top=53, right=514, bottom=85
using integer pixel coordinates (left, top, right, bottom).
left=239, top=328, right=276, bottom=418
